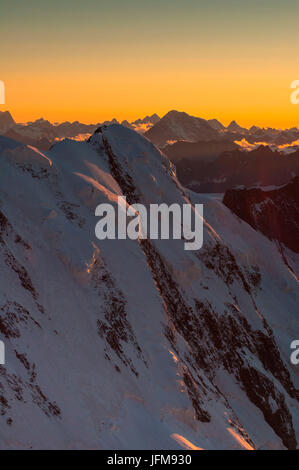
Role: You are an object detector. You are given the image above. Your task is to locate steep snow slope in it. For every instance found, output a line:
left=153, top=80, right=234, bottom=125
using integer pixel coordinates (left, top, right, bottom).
left=0, top=127, right=298, bottom=449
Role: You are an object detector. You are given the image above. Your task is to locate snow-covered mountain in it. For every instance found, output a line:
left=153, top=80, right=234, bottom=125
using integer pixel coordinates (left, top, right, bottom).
left=0, top=126, right=298, bottom=449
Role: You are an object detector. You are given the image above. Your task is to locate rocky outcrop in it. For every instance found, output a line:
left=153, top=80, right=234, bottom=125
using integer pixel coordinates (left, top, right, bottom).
left=223, top=177, right=299, bottom=253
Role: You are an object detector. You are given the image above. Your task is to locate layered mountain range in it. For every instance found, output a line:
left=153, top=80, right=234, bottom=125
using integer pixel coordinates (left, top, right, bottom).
left=2, top=109, right=299, bottom=154
left=0, top=124, right=298, bottom=449
left=144, top=110, right=299, bottom=149
left=174, top=145, right=299, bottom=193
left=0, top=112, right=160, bottom=150
left=2, top=110, right=299, bottom=194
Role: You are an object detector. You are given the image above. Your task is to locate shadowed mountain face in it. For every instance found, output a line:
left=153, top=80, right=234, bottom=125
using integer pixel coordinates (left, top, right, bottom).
left=142, top=111, right=299, bottom=194
left=0, top=126, right=298, bottom=449
left=144, top=111, right=299, bottom=149
left=173, top=146, right=299, bottom=193
left=144, top=110, right=220, bottom=147
left=227, top=120, right=247, bottom=133
left=223, top=177, right=299, bottom=254
left=163, top=139, right=238, bottom=164
left=0, top=111, right=15, bottom=133
left=207, top=119, right=225, bottom=131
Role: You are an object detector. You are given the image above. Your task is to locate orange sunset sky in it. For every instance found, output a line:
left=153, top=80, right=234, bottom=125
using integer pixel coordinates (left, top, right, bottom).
left=1, top=0, right=299, bottom=128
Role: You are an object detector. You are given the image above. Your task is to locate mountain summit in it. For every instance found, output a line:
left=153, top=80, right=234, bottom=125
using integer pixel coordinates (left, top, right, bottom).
left=227, top=120, right=247, bottom=133
left=0, top=111, right=15, bottom=133
left=144, top=110, right=220, bottom=147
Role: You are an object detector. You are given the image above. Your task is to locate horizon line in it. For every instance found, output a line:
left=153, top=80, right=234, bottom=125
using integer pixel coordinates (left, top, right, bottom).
left=1, top=108, right=298, bottom=131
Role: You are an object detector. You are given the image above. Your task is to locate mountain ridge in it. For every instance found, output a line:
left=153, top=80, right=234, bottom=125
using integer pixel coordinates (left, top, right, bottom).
left=0, top=125, right=298, bottom=449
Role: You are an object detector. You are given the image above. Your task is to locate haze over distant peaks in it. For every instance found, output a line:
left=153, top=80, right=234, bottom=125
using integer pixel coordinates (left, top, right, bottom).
left=1, top=109, right=299, bottom=154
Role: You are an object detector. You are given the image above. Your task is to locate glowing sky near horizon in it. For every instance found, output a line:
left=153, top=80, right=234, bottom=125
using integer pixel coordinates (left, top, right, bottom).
left=1, top=0, right=299, bottom=127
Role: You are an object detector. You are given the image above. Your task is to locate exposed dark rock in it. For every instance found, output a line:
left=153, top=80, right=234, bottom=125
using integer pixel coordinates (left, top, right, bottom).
left=223, top=177, right=299, bottom=253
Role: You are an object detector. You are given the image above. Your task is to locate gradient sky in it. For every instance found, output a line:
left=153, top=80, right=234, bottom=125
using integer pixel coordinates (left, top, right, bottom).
left=1, top=0, right=299, bottom=127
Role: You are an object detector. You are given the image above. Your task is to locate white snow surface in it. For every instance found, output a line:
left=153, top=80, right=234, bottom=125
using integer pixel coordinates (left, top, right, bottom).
left=0, top=126, right=298, bottom=450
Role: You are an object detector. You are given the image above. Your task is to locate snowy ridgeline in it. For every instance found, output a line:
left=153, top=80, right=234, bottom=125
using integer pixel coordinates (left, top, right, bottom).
left=0, top=124, right=298, bottom=450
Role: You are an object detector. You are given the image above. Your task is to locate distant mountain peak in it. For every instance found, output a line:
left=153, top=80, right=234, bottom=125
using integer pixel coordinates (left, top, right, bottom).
left=0, top=110, right=15, bottom=133
left=227, top=120, right=247, bottom=132
left=208, top=118, right=225, bottom=131
left=144, top=110, right=219, bottom=147
left=163, top=109, right=189, bottom=119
